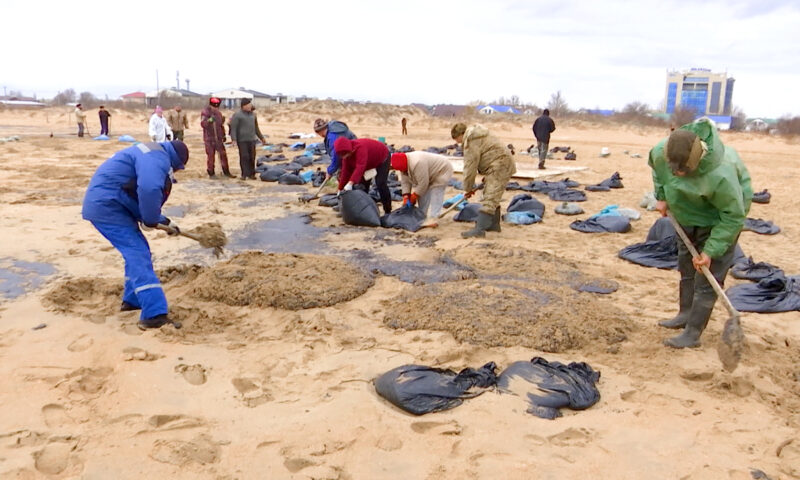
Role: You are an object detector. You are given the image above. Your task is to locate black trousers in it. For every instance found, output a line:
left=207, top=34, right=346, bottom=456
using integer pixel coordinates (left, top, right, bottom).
left=359, top=153, right=392, bottom=213
left=237, top=141, right=256, bottom=178
left=100, top=119, right=109, bottom=136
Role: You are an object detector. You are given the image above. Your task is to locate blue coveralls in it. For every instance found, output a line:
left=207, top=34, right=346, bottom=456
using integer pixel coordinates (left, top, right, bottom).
left=81, top=142, right=185, bottom=320
left=324, top=121, right=357, bottom=177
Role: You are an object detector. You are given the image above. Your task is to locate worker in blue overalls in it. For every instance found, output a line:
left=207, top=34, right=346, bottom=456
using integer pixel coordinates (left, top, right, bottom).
left=82, top=140, right=189, bottom=330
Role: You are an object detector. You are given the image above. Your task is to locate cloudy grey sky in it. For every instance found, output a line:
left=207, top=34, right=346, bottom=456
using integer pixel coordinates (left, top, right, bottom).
left=3, top=0, right=798, bottom=117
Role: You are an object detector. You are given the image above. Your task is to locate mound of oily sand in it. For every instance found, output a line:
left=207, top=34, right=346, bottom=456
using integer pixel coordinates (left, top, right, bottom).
left=189, top=252, right=373, bottom=310
left=382, top=279, right=631, bottom=353
left=43, top=277, right=123, bottom=318
left=187, top=222, right=227, bottom=249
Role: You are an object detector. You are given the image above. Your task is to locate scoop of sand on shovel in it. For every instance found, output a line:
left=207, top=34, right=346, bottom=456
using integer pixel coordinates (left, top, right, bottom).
left=667, top=212, right=744, bottom=372
left=165, top=222, right=227, bottom=258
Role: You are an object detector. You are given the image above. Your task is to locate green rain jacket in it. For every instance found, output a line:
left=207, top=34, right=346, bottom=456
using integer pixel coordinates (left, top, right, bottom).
left=648, top=118, right=752, bottom=259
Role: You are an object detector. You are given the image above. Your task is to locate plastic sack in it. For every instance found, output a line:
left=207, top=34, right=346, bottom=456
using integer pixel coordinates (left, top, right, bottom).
left=731, top=257, right=781, bottom=281
left=497, top=357, right=601, bottom=420
left=454, top=203, right=481, bottom=222
left=340, top=189, right=381, bottom=227
left=727, top=271, right=800, bottom=313
left=380, top=206, right=426, bottom=232
left=259, top=169, right=282, bottom=182
left=743, top=218, right=780, bottom=235
left=375, top=362, right=498, bottom=415
left=570, top=216, right=631, bottom=233
left=318, top=193, right=339, bottom=207
left=118, top=135, right=136, bottom=143
left=504, top=211, right=542, bottom=225
left=555, top=202, right=584, bottom=216
left=549, top=189, right=587, bottom=202
left=93, top=134, right=110, bottom=141
left=507, top=193, right=545, bottom=218
left=752, top=189, right=771, bottom=204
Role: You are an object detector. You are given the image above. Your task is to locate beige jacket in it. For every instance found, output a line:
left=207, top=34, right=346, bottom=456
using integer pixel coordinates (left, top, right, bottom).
left=74, top=108, right=86, bottom=124
left=461, top=124, right=516, bottom=191
left=400, top=151, right=454, bottom=196
left=165, top=110, right=189, bottom=131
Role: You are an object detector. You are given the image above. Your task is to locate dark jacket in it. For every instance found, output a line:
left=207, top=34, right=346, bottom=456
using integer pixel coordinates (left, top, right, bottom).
left=230, top=110, right=265, bottom=143
left=82, top=142, right=185, bottom=227
left=335, top=138, right=389, bottom=190
left=324, top=120, right=357, bottom=176
left=200, top=106, right=226, bottom=143
left=532, top=114, right=556, bottom=142
left=98, top=110, right=111, bottom=122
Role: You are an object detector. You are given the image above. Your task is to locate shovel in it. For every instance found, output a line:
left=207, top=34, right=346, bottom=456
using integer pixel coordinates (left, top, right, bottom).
left=156, top=225, right=225, bottom=258
left=437, top=190, right=476, bottom=219
left=299, top=182, right=327, bottom=203
left=666, top=212, right=744, bottom=372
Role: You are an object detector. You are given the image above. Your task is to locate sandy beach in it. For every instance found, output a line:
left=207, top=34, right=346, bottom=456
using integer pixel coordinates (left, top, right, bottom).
left=0, top=104, right=798, bottom=479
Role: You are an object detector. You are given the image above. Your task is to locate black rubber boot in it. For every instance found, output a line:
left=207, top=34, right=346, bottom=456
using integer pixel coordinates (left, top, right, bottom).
left=664, top=290, right=715, bottom=348
left=462, top=211, right=493, bottom=238
left=222, top=169, right=236, bottom=178
left=207, top=170, right=217, bottom=179
left=659, top=277, right=694, bottom=329
left=138, top=314, right=170, bottom=330
left=120, top=301, right=140, bottom=312
left=486, top=207, right=502, bottom=232
left=538, top=161, right=546, bottom=170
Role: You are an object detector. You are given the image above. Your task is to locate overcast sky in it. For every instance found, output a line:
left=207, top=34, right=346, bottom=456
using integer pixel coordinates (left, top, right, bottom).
left=3, top=0, right=798, bottom=117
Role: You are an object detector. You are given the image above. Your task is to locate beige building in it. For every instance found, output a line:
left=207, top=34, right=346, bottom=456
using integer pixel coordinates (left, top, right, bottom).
left=664, top=68, right=734, bottom=118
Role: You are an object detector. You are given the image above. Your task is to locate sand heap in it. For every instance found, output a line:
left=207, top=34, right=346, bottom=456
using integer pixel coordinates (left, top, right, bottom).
left=188, top=252, right=373, bottom=310
left=383, top=245, right=631, bottom=353
left=44, top=277, right=123, bottom=319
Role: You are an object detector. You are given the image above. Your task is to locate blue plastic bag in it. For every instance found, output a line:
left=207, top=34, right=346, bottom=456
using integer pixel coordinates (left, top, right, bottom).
left=300, top=170, right=314, bottom=182
left=504, top=211, right=542, bottom=225
left=118, top=135, right=136, bottom=143
left=93, top=134, right=110, bottom=141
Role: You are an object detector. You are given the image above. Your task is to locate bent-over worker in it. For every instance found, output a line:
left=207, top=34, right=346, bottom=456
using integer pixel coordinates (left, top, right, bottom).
left=334, top=137, right=392, bottom=214
left=81, top=140, right=189, bottom=330
left=649, top=118, right=752, bottom=348
left=314, top=118, right=356, bottom=183
left=451, top=123, right=516, bottom=238
left=391, top=151, right=453, bottom=228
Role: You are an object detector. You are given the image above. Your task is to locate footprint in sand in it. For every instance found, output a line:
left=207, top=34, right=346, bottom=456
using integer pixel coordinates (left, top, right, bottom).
left=147, top=414, right=206, bottom=431
left=174, top=364, right=208, bottom=385
left=66, top=335, right=93, bottom=352
left=33, top=441, right=80, bottom=476
left=231, top=377, right=272, bottom=407
left=122, top=346, right=162, bottom=361
left=41, top=404, right=74, bottom=429
left=410, top=421, right=462, bottom=436
left=548, top=427, right=595, bottom=447
left=150, top=434, right=220, bottom=466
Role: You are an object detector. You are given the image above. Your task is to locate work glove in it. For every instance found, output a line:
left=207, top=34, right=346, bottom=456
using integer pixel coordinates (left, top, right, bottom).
left=402, top=194, right=413, bottom=208
left=157, top=218, right=180, bottom=236
left=343, top=183, right=353, bottom=191
left=207, top=117, right=214, bottom=123
left=410, top=193, right=419, bottom=205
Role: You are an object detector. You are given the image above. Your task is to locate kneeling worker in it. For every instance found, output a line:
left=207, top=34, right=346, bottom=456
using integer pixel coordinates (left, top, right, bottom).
left=391, top=151, right=453, bottom=228
left=450, top=123, right=516, bottom=238
left=81, top=140, right=190, bottom=330
left=649, top=118, right=752, bottom=348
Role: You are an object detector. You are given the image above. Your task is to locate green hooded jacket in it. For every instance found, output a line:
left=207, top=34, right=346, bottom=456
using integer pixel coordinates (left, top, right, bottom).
left=648, top=118, right=752, bottom=258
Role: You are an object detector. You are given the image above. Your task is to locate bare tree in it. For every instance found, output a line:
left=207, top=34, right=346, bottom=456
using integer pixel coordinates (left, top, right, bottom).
left=777, top=115, right=800, bottom=136
left=547, top=91, right=569, bottom=116
left=730, top=106, right=747, bottom=131
left=670, top=106, right=696, bottom=127
left=622, top=101, right=650, bottom=116
left=78, top=91, right=99, bottom=107
left=51, top=88, right=77, bottom=105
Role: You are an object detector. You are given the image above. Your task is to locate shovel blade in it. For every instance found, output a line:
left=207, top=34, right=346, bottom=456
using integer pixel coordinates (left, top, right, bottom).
left=717, top=314, right=744, bottom=372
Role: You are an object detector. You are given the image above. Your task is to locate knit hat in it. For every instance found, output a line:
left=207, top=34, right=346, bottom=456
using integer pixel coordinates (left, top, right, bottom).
left=170, top=140, right=189, bottom=167
left=390, top=153, right=408, bottom=172
left=333, top=137, right=354, bottom=155
left=155, top=105, right=163, bottom=114
left=241, top=98, right=252, bottom=107
left=666, top=129, right=703, bottom=174
left=209, top=97, right=221, bottom=106
left=313, top=118, right=328, bottom=132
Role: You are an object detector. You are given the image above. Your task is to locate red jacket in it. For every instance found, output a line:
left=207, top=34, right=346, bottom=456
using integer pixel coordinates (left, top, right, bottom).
left=200, top=106, right=225, bottom=144
left=335, top=137, right=389, bottom=190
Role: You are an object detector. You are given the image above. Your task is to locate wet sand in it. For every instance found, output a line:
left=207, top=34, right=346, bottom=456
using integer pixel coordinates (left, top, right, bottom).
left=0, top=106, right=799, bottom=479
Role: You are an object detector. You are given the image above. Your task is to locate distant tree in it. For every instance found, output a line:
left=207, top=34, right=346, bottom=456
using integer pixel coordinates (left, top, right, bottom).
left=547, top=91, right=569, bottom=116
left=78, top=91, right=99, bottom=107
left=496, top=96, right=506, bottom=106
left=52, top=88, right=77, bottom=105
left=509, top=95, right=520, bottom=106
left=670, top=106, right=696, bottom=127
left=730, top=106, right=747, bottom=131
left=776, top=115, right=800, bottom=136
left=622, top=101, right=650, bottom=116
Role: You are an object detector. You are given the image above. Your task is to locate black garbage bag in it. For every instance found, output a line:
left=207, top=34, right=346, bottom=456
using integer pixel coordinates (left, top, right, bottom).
left=278, top=173, right=305, bottom=185
left=585, top=184, right=611, bottom=192
left=507, top=193, right=545, bottom=218
left=294, top=155, right=314, bottom=167
left=380, top=206, right=426, bottom=232
left=277, top=162, right=304, bottom=173
left=585, top=172, right=622, bottom=191
left=318, top=193, right=339, bottom=207
left=564, top=152, right=577, bottom=160
left=255, top=163, right=271, bottom=173
left=314, top=153, right=331, bottom=164
left=259, top=169, right=283, bottom=182
left=374, top=362, right=498, bottom=415
left=340, top=189, right=381, bottom=227
left=497, top=358, right=601, bottom=419
left=726, top=271, right=800, bottom=313
left=549, top=189, right=587, bottom=202
left=731, top=257, right=781, bottom=281
left=752, top=189, right=771, bottom=204
left=448, top=179, right=464, bottom=190
left=311, top=170, right=327, bottom=187
left=526, top=179, right=580, bottom=193
left=506, top=181, right=523, bottom=190
left=454, top=203, right=482, bottom=222
left=618, top=217, right=678, bottom=269
left=744, top=218, right=780, bottom=235
left=570, top=216, right=631, bottom=233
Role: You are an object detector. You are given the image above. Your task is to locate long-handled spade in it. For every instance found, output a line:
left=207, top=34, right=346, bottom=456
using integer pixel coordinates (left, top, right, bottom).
left=666, top=212, right=744, bottom=372
left=437, top=189, right=477, bottom=220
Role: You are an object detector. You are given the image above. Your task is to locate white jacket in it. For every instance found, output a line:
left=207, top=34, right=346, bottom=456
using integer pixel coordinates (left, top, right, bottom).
left=148, top=114, right=173, bottom=142
left=400, top=151, right=454, bottom=197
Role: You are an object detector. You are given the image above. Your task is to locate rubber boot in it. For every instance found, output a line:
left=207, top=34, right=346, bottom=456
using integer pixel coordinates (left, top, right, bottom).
left=120, top=301, right=140, bottom=312
left=664, top=289, right=715, bottom=348
left=207, top=170, right=217, bottom=179
left=222, top=169, right=236, bottom=178
left=659, top=277, right=694, bottom=329
left=462, top=211, right=493, bottom=238
left=487, top=206, right=502, bottom=232
left=538, top=161, right=546, bottom=170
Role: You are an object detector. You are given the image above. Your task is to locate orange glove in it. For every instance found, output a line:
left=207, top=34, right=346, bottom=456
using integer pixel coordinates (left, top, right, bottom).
left=409, top=193, right=419, bottom=205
